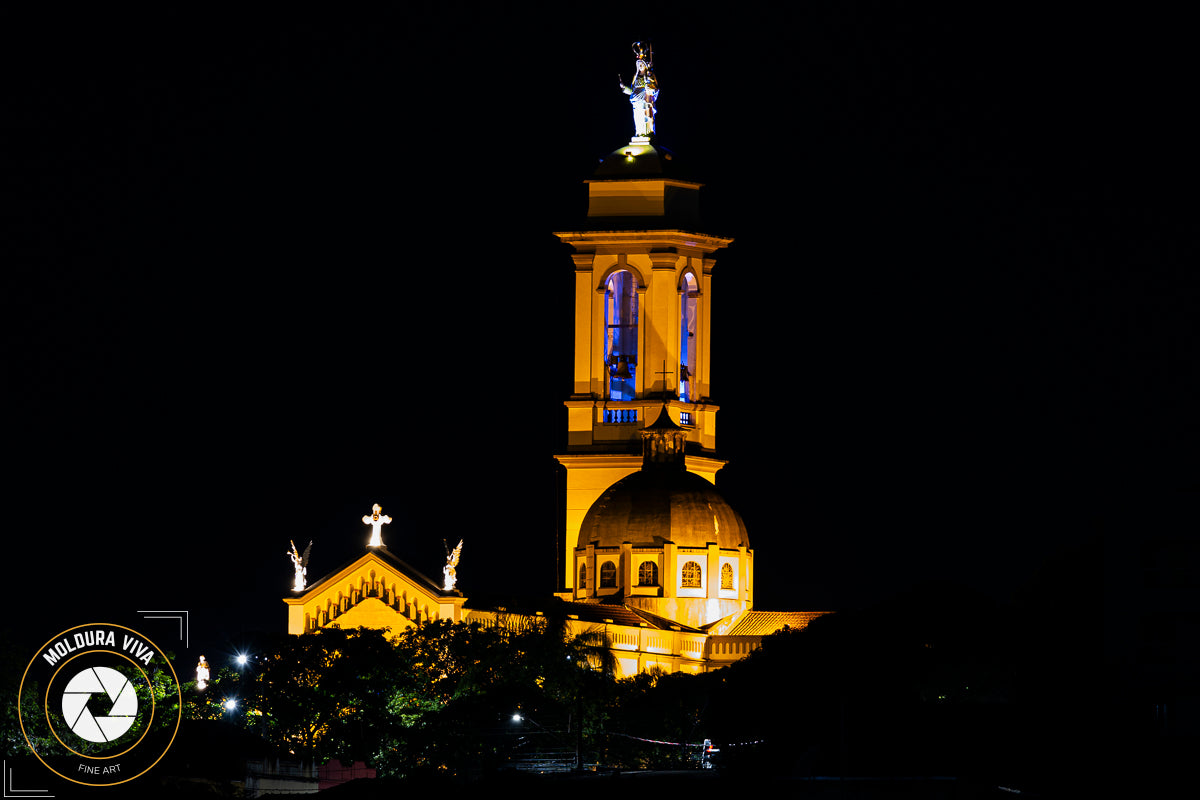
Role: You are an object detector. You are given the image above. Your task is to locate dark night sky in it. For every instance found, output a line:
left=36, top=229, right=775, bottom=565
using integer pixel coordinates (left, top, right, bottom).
left=4, top=7, right=1197, bottom=659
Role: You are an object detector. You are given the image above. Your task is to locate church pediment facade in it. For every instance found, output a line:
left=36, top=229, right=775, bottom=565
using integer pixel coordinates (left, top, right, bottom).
left=283, top=548, right=466, bottom=639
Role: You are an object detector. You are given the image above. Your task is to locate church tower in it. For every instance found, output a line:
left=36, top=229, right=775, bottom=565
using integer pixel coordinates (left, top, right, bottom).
left=553, top=44, right=733, bottom=591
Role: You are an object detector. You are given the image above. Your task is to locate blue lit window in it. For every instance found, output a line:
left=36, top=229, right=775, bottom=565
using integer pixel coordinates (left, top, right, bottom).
left=605, top=270, right=638, bottom=400
left=679, top=272, right=698, bottom=402
left=604, top=408, right=638, bottom=424
left=679, top=411, right=693, bottom=426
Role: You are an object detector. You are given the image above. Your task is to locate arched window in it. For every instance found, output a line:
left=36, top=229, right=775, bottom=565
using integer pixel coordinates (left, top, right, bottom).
left=637, top=561, right=659, bottom=586
left=681, top=561, right=702, bottom=588
left=679, top=271, right=698, bottom=402
left=579, top=562, right=587, bottom=590
left=605, top=270, right=638, bottom=400
left=720, top=562, right=734, bottom=589
left=600, top=560, right=617, bottom=588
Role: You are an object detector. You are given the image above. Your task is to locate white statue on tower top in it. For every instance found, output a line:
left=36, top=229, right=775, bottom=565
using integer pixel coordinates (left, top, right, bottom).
left=443, top=539, right=463, bottom=592
left=619, top=41, right=658, bottom=139
left=363, top=503, right=392, bottom=547
left=289, top=539, right=312, bottom=592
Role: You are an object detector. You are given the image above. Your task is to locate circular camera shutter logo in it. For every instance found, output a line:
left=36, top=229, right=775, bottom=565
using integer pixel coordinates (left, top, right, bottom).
left=61, top=666, right=139, bottom=743
left=18, top=623, right=181, bottom=788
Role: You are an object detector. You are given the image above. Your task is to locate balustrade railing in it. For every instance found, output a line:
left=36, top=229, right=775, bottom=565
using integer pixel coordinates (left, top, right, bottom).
left=603, top=408, right=638, bottom=424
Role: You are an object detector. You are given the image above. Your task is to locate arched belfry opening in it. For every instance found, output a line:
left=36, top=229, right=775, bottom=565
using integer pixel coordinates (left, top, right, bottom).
left=604, top=269, right=639, bottom=400
left=679, top=270, right=698, bottom=402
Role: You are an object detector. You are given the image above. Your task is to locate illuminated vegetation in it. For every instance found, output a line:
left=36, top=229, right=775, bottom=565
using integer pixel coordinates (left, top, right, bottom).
left=172, top=583, right=1051, bottom=783
left=175, top=583, right=1030, bottom=781
left=182, top=619, right=625, bottom=777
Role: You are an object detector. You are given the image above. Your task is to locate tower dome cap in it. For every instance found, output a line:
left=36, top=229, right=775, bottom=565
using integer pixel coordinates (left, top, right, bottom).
left=577, top=468, right=749, bottom=551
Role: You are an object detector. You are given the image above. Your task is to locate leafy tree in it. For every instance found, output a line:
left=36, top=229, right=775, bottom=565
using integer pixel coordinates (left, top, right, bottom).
left=373, top=617, right=615, bottom=778
left=172, top=616, right=731, bottom=780
left=240, top=627, right=404, bottom=762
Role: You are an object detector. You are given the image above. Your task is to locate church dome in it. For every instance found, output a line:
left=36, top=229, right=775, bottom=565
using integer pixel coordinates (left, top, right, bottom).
left=577, top=467, right=750, bottom=551
left=592, top=140, right=693, bottom=180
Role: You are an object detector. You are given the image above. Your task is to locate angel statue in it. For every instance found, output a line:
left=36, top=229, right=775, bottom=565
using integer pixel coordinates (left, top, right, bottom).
left=618, top=41, right=659, bottom=138
left=443, top=539, right=463, bottom=592
left=289, top=539, right=312, bottom=592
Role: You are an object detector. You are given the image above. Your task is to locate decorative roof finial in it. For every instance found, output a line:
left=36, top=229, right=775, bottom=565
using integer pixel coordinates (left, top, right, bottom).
left=618, top=41, right=659, bottom=140
left=362, top=503, right=392, bottom=548
left=639, top=404, right=687, bottom=470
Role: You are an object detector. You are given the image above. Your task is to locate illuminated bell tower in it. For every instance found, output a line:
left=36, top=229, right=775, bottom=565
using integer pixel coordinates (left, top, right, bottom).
left=553, top=44, right=733, bottom=591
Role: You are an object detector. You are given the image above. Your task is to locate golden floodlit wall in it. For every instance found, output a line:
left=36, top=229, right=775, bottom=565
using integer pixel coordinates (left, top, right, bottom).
left=284, top=551, right=466, bottom=639
left=554, top=227, right=732, bottom=589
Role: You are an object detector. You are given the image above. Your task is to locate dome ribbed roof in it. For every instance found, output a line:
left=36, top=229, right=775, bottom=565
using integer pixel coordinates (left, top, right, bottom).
left=577, top=469, right=749, bottom=551
left=592, top=140, right=693, bottom=180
